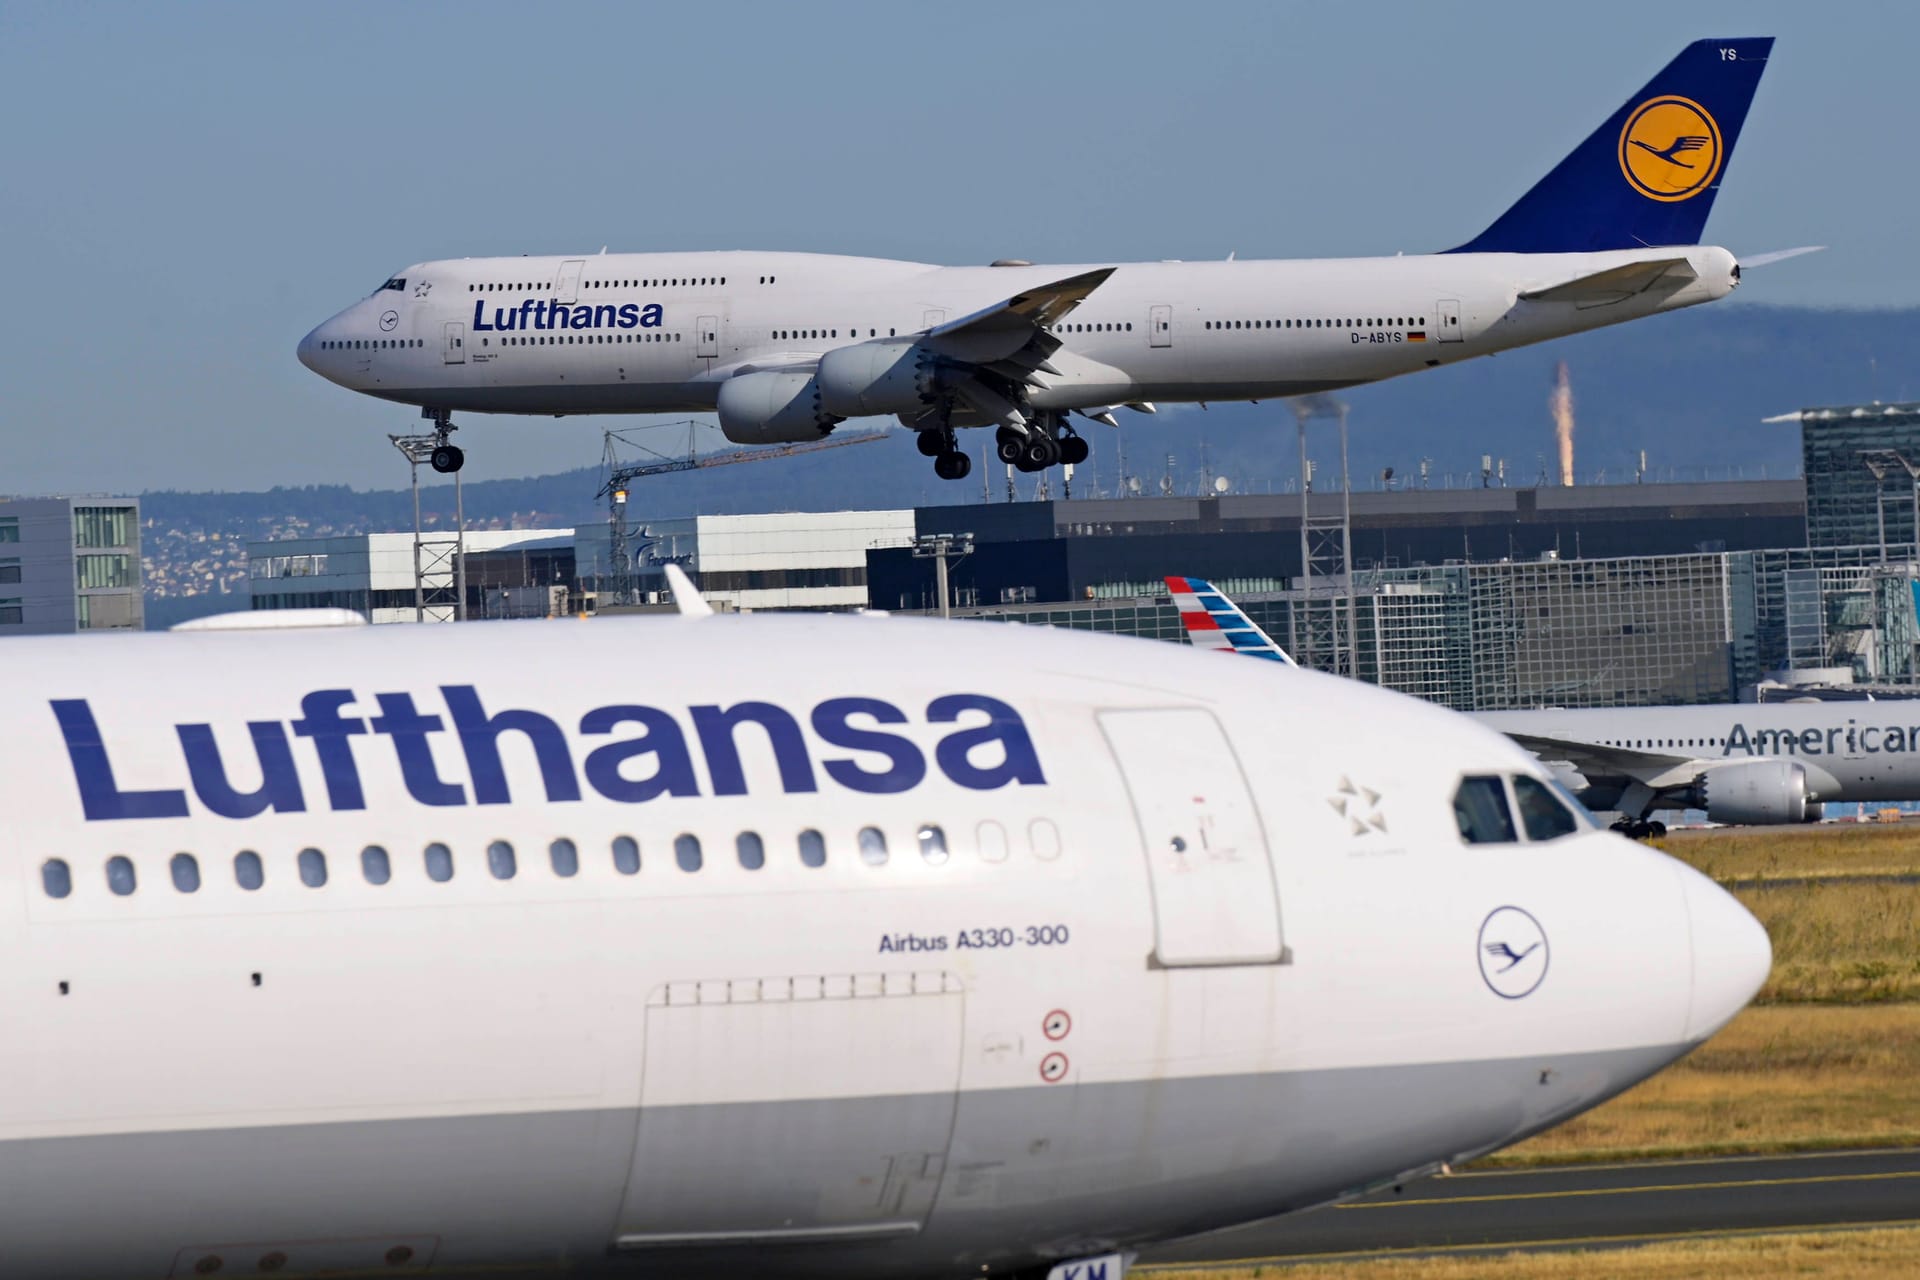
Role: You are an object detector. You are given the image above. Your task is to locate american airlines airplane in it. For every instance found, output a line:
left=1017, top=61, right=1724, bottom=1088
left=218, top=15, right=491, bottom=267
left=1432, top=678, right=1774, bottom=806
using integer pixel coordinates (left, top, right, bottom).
left=299, top=39, right=1789, bottom=483
left=1166, top=577, right=1920, bottom=838
left=3, top=597, right=1768, bottom=1278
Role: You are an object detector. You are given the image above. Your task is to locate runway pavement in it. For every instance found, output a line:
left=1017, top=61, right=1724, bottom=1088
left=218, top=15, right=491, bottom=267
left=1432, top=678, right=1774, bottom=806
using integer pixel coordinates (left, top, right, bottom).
left=1137, top=1147, right=1920, bottom=1266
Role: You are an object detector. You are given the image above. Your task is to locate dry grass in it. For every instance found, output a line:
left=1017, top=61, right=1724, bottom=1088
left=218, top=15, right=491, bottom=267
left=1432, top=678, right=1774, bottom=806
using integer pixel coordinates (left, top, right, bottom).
left=1738, top=879, right=1920, bottom=1004
left=1659, top=822, right=1920, bottom=882
left=1140, top=1223, right=1920, bottom=1279
left=1493, top=1004, right=1920, bottom=1163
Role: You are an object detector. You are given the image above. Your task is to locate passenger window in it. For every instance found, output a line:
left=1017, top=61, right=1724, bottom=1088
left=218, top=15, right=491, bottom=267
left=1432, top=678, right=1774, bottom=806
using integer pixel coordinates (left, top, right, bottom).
left=235, top=850, right=264, bottom=890
left=362, top=845, right=392, bottom=885
left=917, top=824, right=949, bottom=865
left=976, top=820, right=1009, bottom=864
left=488, top=840, right=518, bottom=880
left=107, top=855, right=136, bottom=896
left=797, top=828, right=827, bottom=868
left=611, top=835, right=640, bottom=875
left=859, top=826, right=888, bottom=866
left=1512, top=776, right=1581, bottom=842
left=1454, top=776, right=1517, bottom=844
left=42, top=858, right=72, bottom=899
left=170, top=853, right=201, bottom=893
left=1029, top=817, right=1063, bottom=861
left=675, top=833, right=703, bottom=872
left=737, top=831, right=765, bottom=870
left=550, top=837, right=580, bottom=877
left=298, top=848, right=328, bottom=888
left=425, top=842, right=455, bottom=883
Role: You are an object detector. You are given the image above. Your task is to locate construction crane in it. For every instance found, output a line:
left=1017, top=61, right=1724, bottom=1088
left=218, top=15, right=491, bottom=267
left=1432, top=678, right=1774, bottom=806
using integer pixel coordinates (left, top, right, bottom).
left=596, top=421, right=891, bottom=605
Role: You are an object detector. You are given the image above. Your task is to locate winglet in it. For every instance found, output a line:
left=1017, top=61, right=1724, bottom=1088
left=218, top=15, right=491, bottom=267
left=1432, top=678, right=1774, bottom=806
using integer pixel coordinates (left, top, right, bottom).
left=1165, top=576, right=1296, bottom=665
left=662, top=563, right=713, bottom=618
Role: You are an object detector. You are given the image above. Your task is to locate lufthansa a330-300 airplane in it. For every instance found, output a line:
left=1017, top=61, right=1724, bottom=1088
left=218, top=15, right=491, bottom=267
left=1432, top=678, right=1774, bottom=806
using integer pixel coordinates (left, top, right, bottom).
left=2, top=599, right=1768, bottom=1278
left=300, top=39, right=1794, bottom=483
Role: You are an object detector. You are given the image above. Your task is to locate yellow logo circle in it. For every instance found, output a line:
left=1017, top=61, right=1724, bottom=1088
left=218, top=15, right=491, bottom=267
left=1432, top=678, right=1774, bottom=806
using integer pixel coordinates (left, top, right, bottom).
left=1618, top=95, right=1723, bottom=202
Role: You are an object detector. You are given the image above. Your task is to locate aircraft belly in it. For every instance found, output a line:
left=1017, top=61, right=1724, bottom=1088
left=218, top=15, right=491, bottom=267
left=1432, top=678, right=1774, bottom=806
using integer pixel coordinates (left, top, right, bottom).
left=0, top=1044, right=1686, bottom=1280
left=364, top=383, right=717, bottom=415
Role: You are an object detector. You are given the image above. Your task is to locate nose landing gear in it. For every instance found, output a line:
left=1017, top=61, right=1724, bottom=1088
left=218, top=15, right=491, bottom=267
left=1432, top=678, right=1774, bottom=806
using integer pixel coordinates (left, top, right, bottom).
left=423, top=407, right=464, bottom=474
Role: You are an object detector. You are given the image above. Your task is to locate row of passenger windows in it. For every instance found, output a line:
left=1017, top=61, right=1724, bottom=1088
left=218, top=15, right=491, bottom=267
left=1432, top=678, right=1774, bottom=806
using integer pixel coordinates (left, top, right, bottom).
left=467, top=276, right=728, bottom=292
left=321, top=339, right=423, bottom=350
left=486, top=333, right=680, bottom=346
left=1204, top=316, right=1426, bottom=331
left=1050, top=322, right=1132, bottom=333
left=1610, top=737, right=1722, bottom=749
left=1453, top=773, right=1589, bottom=845
left=774, top=328, right=899, bottom=341
left=38, top=820, right=1009, bottom=900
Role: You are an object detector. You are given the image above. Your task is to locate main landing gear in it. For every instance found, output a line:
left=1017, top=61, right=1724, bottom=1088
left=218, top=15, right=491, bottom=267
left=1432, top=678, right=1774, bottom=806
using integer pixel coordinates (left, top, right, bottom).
left=1612, top=818, right=1667, bottom=841
left=917, top=426, right=974, bottom=481
left=423, top=407, right=464, bottom=474
left=992, top=412, right=1089, bottom=476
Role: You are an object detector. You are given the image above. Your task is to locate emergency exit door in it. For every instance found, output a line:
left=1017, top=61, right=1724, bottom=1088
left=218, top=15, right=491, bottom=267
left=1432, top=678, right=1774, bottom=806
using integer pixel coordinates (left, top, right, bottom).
left=696, top=315, right=720, bottom=359
left=1100, top=708, right=1285, bottom=967
left=442, top=321, right=465, bottom=364
left=1436, top=298, right=1464, bottom=342
left=1149, top=304, right=1173, bottom=348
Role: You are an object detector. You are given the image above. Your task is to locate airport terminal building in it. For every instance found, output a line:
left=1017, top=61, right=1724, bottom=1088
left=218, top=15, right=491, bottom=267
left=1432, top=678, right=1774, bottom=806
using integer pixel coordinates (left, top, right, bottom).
left=0, top=496, right=143, bottom=635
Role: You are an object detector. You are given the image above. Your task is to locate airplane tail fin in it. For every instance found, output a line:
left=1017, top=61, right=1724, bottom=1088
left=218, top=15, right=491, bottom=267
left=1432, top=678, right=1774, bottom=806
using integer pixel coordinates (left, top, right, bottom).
left=1448, top=38, right=1772, bottom=255
left=1165, top=577, right=1296, bottom=666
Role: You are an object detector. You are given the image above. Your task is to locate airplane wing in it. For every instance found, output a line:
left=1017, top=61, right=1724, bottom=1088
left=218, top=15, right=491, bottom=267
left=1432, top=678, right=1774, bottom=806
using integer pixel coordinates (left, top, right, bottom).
left=1518, top=257, right=1698, bottom=308
left=1499, top=731, right=1692, bottom=782
left=921, top=268, right=1114, bottom=366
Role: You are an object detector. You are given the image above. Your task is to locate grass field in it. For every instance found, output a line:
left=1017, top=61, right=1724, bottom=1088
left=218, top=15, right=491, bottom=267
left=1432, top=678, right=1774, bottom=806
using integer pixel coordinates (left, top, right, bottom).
left=1660, top=822, right=1920, bottom=882
left=1737, top=879, right=1920, bottom=1003
left=1138, top=1223, right=1920, bottom=1280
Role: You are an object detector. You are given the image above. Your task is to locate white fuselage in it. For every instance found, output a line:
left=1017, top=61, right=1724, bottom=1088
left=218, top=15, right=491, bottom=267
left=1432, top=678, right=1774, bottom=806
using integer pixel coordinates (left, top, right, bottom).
left=297, top=246, right=1739, bottom=422
left=0, top=614, right=1767, bottom=1277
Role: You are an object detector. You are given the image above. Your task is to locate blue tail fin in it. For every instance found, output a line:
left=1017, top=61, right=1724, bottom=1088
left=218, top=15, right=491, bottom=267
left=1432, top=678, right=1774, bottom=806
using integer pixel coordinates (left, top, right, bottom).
left=1448, top=38, right=1772, bottom=254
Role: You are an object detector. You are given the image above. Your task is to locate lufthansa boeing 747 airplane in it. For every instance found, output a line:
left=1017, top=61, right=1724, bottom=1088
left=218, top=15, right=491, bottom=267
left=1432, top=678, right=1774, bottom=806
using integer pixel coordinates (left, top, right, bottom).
left=1, top=599, right=1767, bottom=1277
left=300, top=40, right=1794, bottom=482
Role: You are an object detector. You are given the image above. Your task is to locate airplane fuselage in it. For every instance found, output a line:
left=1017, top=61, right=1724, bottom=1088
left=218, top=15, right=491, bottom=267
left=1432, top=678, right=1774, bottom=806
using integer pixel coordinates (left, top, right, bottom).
left=298, top=246, right=1739, bottom=421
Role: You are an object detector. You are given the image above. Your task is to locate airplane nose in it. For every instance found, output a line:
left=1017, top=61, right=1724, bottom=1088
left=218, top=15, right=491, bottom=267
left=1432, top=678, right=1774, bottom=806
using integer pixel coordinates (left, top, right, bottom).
left=1681, top=866, right=1771, bottom=1042
left=297, top=327, right=319, bottom=373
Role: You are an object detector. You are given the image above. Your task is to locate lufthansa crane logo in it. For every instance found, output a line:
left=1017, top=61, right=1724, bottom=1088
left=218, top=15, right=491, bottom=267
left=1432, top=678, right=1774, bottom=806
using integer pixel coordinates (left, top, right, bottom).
left=1618, top=95, right=1723, bottom=202
left=1478, top=906, right=1549, bottom=999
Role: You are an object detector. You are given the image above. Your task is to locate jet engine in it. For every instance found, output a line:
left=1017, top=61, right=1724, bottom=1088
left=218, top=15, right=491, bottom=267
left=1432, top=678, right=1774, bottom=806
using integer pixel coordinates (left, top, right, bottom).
left=816, top=341, right=944, bottom=417
left=1697, top=759, right=1812, bottom=825
left=715, top=371, right=842, bottom=445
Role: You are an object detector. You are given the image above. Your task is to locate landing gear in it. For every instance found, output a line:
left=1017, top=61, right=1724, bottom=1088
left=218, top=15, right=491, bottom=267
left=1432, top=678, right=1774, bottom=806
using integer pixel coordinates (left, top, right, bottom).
left=1611, top=818, right=1668, bottom=841
left=423, top=407, right=464, bottom=473
left=924, top=426, right=972, bottom=481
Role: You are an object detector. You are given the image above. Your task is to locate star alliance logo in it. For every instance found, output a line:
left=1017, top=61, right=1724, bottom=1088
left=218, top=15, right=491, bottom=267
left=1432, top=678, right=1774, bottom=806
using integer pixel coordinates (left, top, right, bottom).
left=1328, top=776, right=1387, bottom=836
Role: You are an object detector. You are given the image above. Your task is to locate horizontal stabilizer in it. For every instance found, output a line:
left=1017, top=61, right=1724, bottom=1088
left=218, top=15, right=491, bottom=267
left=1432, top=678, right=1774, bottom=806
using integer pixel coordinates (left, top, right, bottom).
left=1519, top=256, right=1697, bottom=307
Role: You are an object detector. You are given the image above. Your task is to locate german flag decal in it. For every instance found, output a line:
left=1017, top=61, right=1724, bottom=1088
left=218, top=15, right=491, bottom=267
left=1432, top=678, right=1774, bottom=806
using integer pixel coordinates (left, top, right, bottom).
left=1407, top=331, right=1428, bottom=342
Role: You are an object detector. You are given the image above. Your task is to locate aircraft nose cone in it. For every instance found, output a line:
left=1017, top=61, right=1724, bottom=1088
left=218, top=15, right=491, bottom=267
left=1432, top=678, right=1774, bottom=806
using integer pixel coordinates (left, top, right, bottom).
left=1682, top=867, right=1771, bottom=1042
left=297, top=326, right=320, bottom=373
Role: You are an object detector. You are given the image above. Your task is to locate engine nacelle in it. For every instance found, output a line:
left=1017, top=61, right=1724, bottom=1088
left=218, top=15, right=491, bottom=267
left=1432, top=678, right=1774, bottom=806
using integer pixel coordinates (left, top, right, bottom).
left=1698, top=759, right=1811, bottom=825
left=817, top=341, right=940, bottom=417
left=715, top=371, right=841, bottom=445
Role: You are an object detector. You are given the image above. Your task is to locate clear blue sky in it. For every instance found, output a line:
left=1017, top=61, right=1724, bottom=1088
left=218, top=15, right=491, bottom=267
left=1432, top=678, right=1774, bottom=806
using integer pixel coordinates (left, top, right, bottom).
left=0, top=0, right=1909, bottom=494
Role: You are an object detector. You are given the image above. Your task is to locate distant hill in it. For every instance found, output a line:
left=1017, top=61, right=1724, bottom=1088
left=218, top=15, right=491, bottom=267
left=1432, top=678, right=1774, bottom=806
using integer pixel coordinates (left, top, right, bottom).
left=140, top=303, right=1914, bottom=625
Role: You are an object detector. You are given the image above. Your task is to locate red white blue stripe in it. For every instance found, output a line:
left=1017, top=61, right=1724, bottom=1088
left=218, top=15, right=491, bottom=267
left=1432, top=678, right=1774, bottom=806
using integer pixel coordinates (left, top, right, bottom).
left=1164, top=577, right=1296, bottom=665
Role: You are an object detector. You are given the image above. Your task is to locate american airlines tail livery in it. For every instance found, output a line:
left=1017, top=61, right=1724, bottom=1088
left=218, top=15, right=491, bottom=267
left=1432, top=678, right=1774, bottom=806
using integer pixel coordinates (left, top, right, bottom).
left=3, top=607, right=1767, bottom=1278
left=299, top=40, right=1789, bottom=482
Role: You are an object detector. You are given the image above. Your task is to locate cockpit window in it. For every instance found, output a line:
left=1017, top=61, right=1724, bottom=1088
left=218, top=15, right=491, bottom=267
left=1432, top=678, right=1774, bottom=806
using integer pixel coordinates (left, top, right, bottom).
left=1513, top=775, right=1582, bottom=842
left=1454, top=775, right=1517, bottom=844
left=376, top=277, right=406, bottom=294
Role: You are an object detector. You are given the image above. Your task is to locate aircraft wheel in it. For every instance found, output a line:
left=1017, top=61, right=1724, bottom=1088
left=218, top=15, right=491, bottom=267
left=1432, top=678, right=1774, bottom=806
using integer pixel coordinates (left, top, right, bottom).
left=1647, top=820, right=1667, bottom=838
left=1060, top=435, right=1090, bottom=466
left=934, top=450, right=972, bottom=481
left=431, top=445, right=465, bottom=474
left=1020, top=435, right=1058, bottom=470
left=916, top=431, right=943, bottom=458
left=996, top=434, right=1024, bottom=465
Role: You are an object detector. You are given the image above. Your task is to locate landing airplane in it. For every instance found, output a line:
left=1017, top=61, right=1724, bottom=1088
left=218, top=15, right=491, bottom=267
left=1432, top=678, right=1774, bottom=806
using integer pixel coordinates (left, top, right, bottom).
left=2, top=600, right=1767, bottom=1278
left=1164, top=577, right=1920, bottom=837
left=300, top=39, right=1789, bottom=483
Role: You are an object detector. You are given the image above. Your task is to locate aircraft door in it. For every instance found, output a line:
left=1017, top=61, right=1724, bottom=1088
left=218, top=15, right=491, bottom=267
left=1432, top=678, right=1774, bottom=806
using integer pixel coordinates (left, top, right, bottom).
left=614, top=973, right=964, bottom=1250
left=696, top=315, right=720, bottom=359
left=556, top=259, right=585, bottom=304
left=1100, top=708, right=1285, bottom=967
left=442, top=322, right=465, bottom=365
left=1436, top=298, right=1464, bottom=343
left=1149, top=304, right=1173, bottom=348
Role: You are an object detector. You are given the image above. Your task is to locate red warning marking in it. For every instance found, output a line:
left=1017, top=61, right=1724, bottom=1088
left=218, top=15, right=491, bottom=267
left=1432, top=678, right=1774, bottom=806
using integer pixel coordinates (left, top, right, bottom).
left=1043, top=1010, right=1072, bottom=1041
left=1040, top=1052, right=1069, bottom=1083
